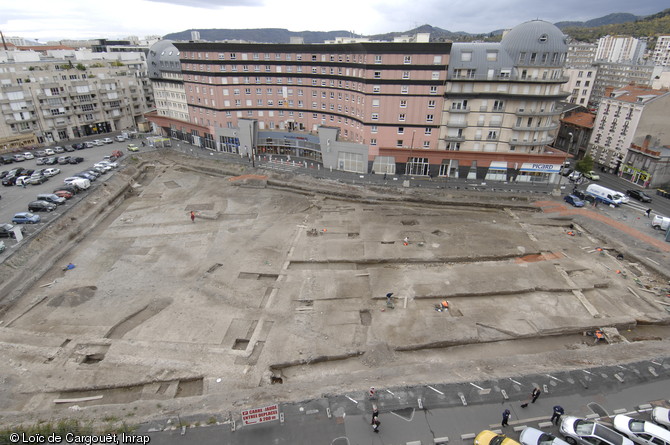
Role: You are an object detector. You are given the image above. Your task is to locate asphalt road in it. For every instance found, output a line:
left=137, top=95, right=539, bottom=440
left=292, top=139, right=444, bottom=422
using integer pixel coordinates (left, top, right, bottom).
left=141, top=358, right=670, bottom=445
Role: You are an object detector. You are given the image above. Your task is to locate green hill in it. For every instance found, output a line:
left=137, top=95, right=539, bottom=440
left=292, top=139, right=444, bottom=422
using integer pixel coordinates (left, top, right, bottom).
left=564, top=8, right=670, bottom=42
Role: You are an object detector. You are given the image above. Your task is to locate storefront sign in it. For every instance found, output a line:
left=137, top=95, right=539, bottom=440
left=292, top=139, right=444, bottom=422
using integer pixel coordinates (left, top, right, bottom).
left=242, top=404, right=279, bottom=425
left=519, top=163, right=561, bottom=173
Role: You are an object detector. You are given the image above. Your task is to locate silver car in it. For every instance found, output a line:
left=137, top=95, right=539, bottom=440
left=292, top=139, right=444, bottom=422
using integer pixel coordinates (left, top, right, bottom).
left=560, top=416, right=634, bottom=445
left=613, top=415, right=670, bottom=445
left=521, top=427, right=570, bottom=445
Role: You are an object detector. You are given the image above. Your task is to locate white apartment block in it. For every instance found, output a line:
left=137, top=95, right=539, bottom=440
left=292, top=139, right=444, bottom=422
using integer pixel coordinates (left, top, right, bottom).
left=564, top=66, right=597, bottom=106
left=589, top=62, right=655, bottom=107
left=595, top=35, right=646, bottom=64
left=566, top=42, right=596, bottom=67
left=652, top=36, right=670, bottom=66
left=588, top=84, right=670, bottom=169
left=0, top=49, right=153, bottom=148
left=148, top=41, right=188, bottom=122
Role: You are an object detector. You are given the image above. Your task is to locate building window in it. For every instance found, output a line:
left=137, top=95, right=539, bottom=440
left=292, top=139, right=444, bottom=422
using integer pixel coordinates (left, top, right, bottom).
left=404, top=56, right=411, bottom=64
left=375, top=55, right=382, bottom=64
left=493, top=100, right=504, bottom=111
left=374, top=71, right=381, bottom=79
left=398, top=127, right=404, bottom=134
left=371, top=113, right=379, bottom=120
left=426, top=114, right=434, bottom=122
left=461, top=52, right=472, bottom=62
left=487, top=130, right=498, bottom=140
left=486, top=51, right=498, bottom=61
left=397, top=140, right=404, bottom=147
left=373, top=85, right=381, bottom=93
left=402, top=71, right=410, bottom=79
left=428, top=100, right=436, bottom=109
left=371, top=125, right=378, bottom=133
left=423, top=141, right=430, bottom=148
left=370, top=138, right=377, bottom=145
left=424, top=128, right=432, bottom=135
left=399, top=113, right=406, bottom=121
left=432, top=72, right=440, bottom=80
left=400, top=100, right=407, bottom=108
left=429, top=86, right=437, bottom=95
left=401, top=86, right=409, bottom=94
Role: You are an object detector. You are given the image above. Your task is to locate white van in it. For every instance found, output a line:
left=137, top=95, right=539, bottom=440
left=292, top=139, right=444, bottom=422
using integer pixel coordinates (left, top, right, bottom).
left=586, top=184, right=626, bottom=206
left=652, top=215, right=670, bottom=231
left=63, top=177, right=91, bottom=190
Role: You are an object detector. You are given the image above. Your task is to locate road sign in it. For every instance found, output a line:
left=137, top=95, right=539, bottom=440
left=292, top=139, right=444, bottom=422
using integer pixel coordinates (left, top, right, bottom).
left=241, top=404, right=279, bottom=426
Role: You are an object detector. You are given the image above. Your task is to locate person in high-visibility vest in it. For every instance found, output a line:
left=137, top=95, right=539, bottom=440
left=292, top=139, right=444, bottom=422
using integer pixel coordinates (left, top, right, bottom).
left=594, top=329, right=604, bottom=344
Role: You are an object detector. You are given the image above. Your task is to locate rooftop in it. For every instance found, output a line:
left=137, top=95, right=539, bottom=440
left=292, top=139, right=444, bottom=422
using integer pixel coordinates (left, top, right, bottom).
left=562, top=112, right=596, bottom=128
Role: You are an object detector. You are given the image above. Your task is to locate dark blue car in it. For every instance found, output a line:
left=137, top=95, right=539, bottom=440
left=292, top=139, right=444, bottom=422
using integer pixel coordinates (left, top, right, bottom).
left=564, top=194, right=585, bottom=207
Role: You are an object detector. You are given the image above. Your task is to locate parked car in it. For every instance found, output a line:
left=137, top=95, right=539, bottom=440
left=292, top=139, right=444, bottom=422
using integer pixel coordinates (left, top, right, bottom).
left=651, top=215, right=670, bottom=231
left=92, top=139, right=104, bottom=146
left=71, top=143, right=84, bottom=150
left=2, top=176, right=17, bottom=186
left=613, top=415, right=670, bottom=445
left=111, top=150, right=123, bottom=158
left=35, top=157, right=47, bottom=165
left=64, top=145, right=75, bottom=152
left=35, top=150, right=47, bottom=157
left=560, top=416, right=634, bottom=445
left=94, top=163, right=112, bottom=172
left=99, top=160, right=118, bottom=168
left=69, top=157, right=84, bottom=164
left=102, top=138, right=113, bottom=144
left=521, top=428, right=570, bottom=445
left=75, top=172, right=96, bottom=181
left=14, top=176, right=31, bottom=187
left=57, top=156, right=71, bottom=165
left=625, top=190, right=652, bottom=203
left=63, top=177, right=90, bottom=189
left=127, top=144, right=139, bottom=152
left=583, top=171, right=600, bottom=181
left=37, top=193, right=66, bottom=205
left=43, top=168, right=61, bottom=177
left=28, top=200, right=57, bottom=212
left=53, top=146, right=65, bottom=153
left=0, top=155, right=14, bottom=164
left=0, top=171, right=8, bottom=179
left=0, top=223, right=24, bottom=238
left=475, top=430, right=521, bottom=445
left=22, top=152, right=34, bottom=160
left=52, top=189, right=73, bottom=199
left=54, top=185, right=79, bottom=195
left=12, top=212, right=41, bottom=224
left=564, top=194, right=585, bottom=207
left=115, top=135, right=126, bottom=142
left=27, top=175, right=48, bottom=185
left=84, top=142, right=95, bottom=148
left=652, top=407, right=670, bottom=428
left=12, top=154, right=25, bottom=162
left=44, top=157, right=58, bottom=165
left=44, top=148, right=55, bottom=155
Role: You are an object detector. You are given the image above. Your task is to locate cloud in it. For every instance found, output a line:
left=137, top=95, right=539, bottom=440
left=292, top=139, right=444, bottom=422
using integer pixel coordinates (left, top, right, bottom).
left=145, top=0, right=262, bottom=7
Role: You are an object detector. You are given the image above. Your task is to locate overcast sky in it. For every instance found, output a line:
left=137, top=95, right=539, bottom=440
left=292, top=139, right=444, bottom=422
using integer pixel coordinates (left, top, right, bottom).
left=2, top=0, right=668, bottom=42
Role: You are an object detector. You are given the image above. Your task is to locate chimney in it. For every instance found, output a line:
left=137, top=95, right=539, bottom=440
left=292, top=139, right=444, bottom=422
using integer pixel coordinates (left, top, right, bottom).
left=642, top=135, right=651, bottom=149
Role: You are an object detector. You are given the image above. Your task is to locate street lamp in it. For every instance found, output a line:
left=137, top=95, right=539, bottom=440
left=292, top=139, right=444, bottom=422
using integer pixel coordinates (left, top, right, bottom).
left=249, top=122, right=255, bottom=167
left=408, top=130, right=416, bottom=175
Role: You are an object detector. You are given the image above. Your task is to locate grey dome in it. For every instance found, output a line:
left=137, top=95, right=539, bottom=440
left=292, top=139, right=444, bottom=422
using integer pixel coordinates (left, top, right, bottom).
left=147, top=40, right=182, bottom=79
left=501, top=20, right=567, bottom=65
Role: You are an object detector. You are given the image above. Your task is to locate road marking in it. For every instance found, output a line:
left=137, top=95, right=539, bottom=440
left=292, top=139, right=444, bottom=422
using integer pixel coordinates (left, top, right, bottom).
left=458, top=392, right=467, bottom=406
left=651, top=360, right=662, bottom=366
left=509, top=378, right=522, bottom=385
left=648, top=367, right=659, bottom=377
left=501, top=390, right=509, bottom=400
left=469, top=382, right=484, bottom=390
left=386, top=389, right=396, bottom=396
left=546, top=374, right=563, bottom=382
left=345, top=396, right=358, bottom=404
left=418, top=399, right=423, bottom=409
left=428, top=385, right=444, bottom=395
left=583, top=370, right=594, bottom=375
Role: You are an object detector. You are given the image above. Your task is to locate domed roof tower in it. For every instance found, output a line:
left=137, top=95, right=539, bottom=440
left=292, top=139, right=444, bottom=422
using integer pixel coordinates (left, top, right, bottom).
left=147, top=40, right=182, bottom=79
left=501, top=20, right=567, bottom=66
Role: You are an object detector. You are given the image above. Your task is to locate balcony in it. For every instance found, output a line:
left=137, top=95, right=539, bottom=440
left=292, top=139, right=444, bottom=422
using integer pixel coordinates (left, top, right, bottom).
left=443, top=135, right=465, bottom=142
left=512, top=123, right=558, bottom=131
left=515, top=109, right=561, bottom=116
left=446, top=121, right=467, bottom=128
left=510, top=137, right=554, bottom=146
left=449, top=106, right=470, bottom=113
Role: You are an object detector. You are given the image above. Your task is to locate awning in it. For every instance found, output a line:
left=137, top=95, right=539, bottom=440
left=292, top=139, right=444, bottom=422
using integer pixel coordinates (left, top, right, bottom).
left=488, top=161, right=508, bottom=170
left=519, top=163, right=561, bottom=173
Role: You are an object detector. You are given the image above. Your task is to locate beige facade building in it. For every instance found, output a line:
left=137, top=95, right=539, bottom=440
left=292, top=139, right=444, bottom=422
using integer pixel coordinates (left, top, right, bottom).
left=0, top=49, right=153, bottom=149
left=652, top=36, right=670, bottom=67
left=587, top=84, right=670, bottom=170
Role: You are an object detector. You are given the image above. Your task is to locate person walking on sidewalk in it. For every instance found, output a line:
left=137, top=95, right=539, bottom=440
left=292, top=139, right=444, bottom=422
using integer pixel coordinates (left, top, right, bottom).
left=531, top=387, right=541, bottom=403
left=551, top=405, right=565, bottom=425
left=502, top=409, right=511, bottom=427
left=371, top=415, right=381, bottom=433
left=645, top=208, right=652, bottom=218
left=190, top=211, right=196, bottom=223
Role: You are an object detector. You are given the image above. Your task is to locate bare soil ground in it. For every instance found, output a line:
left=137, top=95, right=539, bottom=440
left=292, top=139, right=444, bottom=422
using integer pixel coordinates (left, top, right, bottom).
left=0, top=151, right=669, bottom=429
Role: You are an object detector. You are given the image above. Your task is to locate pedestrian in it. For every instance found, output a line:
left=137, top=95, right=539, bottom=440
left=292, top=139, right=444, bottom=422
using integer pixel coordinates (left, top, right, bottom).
left=645, top=208, right=652, bottom=218
left=502, top=409, right=511, bottom=427
left=594, top=329, right=604, bottom=344
left=372, top=415, right=380, bottom=433
left=531, top=387, right=541, bottom=404
left=386, top=293, right=394, bottom=306
left=190, top=211, right=195, bottom=223
left=383, top=172, right=387, bottom=180
left=551, top=405, right=565, bottom=425
left=372, top=404, right=379, bottom=419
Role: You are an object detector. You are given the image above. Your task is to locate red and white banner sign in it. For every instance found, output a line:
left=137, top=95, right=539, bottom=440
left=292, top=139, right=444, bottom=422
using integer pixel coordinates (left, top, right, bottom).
left=241, top=404, right=279, bottom=425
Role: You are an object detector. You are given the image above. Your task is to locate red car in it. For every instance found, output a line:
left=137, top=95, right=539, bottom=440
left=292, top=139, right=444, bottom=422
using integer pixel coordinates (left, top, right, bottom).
left=53, top=190, right=73, bottom=199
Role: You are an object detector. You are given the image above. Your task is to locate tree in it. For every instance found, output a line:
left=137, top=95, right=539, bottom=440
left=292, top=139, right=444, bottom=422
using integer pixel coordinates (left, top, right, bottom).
left=76, top=63, right=86, bottom=71
left=575, top=154, right=594, bottom=174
